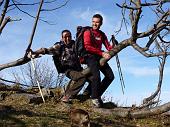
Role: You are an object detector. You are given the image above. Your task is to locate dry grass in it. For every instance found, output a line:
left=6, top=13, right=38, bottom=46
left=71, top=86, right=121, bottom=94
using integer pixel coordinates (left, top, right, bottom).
left=0, top=92, right=170, bottom=127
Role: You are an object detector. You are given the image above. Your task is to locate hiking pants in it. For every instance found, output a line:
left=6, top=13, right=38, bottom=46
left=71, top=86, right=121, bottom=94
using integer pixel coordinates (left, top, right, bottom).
left=84, top=55, right=114, bottom=99
left=64, top=70, right=88, bottom=98
left=65, top=78, right=86, bottom=98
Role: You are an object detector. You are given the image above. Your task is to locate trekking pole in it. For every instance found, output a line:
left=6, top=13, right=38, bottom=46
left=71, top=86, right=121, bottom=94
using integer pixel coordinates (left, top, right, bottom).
left=30, top=53, right=45, bottom=103
left=111, top=35, right=125, bottom=94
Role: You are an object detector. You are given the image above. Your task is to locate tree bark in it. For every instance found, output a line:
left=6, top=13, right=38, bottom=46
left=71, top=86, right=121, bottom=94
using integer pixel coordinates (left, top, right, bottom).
left=93, top=102, right=170, bottom=118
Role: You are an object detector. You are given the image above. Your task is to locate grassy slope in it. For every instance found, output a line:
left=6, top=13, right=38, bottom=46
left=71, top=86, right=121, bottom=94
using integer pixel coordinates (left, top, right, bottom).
left=0, top=96, right=170, bottom=127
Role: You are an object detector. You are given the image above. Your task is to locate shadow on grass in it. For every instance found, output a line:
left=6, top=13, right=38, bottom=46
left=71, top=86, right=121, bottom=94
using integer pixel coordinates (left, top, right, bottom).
left=92, top=116, right=136, bottom=127
left=48, top=112, right=68, bottom=119
left=0, top=105, right=41, bottom=126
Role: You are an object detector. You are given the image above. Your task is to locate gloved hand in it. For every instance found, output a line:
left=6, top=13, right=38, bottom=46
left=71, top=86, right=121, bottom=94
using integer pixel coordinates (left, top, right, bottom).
left=27, top=49, right=42, bottom=59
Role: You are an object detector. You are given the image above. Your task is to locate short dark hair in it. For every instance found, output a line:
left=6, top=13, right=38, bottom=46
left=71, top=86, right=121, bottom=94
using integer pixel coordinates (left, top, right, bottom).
left=93, top=14, right=103, bottom=24
left=61, top=29, right=71, bottom=37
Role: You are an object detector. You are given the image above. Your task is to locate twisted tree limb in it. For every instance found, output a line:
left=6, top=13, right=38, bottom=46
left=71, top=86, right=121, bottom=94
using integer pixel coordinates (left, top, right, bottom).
left=141, top=54, right=166, bottom=108
left=0, top=0, right=44, bottom=71
left=100, top=1, right=170, bottom=65
left=100, top=39, right=131, bottom=66
left=97, top=0, right=170, bottom=118
left=93, top=101, right=170, bottom=118
left=0, top=57, right=31, bottom=71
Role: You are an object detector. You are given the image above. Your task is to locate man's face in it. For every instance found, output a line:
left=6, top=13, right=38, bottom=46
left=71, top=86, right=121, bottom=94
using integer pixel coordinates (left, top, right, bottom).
left=62, top=32, right=72, bottom=45
left=92, top=17, right=102, bottom=30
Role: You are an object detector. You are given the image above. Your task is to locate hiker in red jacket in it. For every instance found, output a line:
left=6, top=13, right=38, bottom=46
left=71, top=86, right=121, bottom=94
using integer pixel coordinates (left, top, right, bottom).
left=83, top=14, right=114, bottom=107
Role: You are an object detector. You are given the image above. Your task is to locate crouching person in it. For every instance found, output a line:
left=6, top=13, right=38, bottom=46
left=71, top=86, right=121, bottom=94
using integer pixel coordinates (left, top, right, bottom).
left=28, top=30, right=90, bottom=103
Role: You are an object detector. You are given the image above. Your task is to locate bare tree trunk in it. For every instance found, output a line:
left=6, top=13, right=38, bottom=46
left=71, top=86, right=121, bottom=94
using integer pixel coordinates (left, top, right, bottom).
left=93, top=102, right=170, bottom=118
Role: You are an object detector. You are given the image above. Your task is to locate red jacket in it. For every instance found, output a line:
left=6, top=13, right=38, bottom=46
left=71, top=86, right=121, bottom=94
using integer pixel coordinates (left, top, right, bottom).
left=83, top=28, right=113, bottom=56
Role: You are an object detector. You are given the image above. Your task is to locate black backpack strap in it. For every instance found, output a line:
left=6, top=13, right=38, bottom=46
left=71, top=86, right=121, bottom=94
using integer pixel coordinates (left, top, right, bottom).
left=99, top=30, right=107, bottom=42
left=54, top=41, right=62, bottom=46
left=87, top=29, right=99, bottom=48
left=52, top=41, right=65, bottom=73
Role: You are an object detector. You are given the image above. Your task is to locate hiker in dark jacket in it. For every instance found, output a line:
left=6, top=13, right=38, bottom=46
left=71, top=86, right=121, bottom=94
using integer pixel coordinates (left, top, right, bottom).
left=83, top=14, right=115, bottom=107
left=28, top=30, right=90, bottom=102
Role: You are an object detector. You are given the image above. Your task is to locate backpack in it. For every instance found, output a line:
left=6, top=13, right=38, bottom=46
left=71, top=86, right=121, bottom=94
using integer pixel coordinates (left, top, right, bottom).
left=75, top=26, right=93, bottom=57
left=53, top=41, right=82, bottom=73
left=52, top=42, right=65, bottom=73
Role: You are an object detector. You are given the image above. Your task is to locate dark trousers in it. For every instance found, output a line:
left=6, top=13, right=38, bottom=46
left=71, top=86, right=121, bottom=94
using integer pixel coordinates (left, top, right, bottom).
left=84, top=55, right=114, bottom=99
left=65, top=78, right=86, bottom=98
left=64, top=69, right=86, bottom=98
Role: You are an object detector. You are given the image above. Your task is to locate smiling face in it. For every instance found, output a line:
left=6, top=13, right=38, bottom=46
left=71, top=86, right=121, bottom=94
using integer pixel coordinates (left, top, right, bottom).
left=62, top=31, right=72, bottom=45
left=92, top=17, right=102, bottom=30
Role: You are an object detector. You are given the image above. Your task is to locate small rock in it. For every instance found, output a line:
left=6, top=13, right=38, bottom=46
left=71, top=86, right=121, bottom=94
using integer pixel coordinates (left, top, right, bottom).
left=0, top=93, right=7, bottom=101
left=37, top=88, right=54, bottom=98
left=7, top=93, right=45, bottom=104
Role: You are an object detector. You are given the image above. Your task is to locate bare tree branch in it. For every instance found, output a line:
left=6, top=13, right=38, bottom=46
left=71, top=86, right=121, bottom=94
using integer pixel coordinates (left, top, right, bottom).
left=24, top=0, right=44, bottom=58
left=116, top=3, right=140, bottom=10
left=9, top=0, right=69, bottom=25
left=0, top=77, right=29, bottom=87
left=141, top=0, right=170, bottom=7
left=10, top=0, right=53, bottom=25
left=138, top=22, right=168, bottom=39
left=9, top=59, right=57, bottom=88
left=0, top=16, right=10, bottom=34
left=41, top=0, right=69, bottom=11
left=131, top=43, right=170, bottom=57
left=93, top=101, right=170, bottom=118
left=0, top=0, right=9, bottom=26
left=142, top=55, right=166, bottom=107
left=100, top=39, right=131, bottom=66
left=145, top=28, right=164, bottom=49
left=131, top=0, right=142, bottom=39
left=0, top=0, right=4, bottom=7
left=8, top=0, right=57, bottom=7
left=158, top=33, right=170, bottom=43
left=0, top=16, right=21, bottom=34
left=0, top=57, right=31, bottom=71
left=115, top=3, right=130, bottom=35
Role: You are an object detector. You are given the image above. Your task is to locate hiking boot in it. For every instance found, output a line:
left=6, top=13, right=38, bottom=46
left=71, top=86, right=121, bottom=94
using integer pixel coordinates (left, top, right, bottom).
left=98, top=98, right=104, bottom=107
left=61, top=95, right=71, bottom=103
left=91, top=99, right=101, bottom=108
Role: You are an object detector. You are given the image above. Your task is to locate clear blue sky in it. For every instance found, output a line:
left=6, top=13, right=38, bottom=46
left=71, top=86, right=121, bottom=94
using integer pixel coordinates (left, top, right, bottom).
left=0, top=0, right=170, bottom=106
